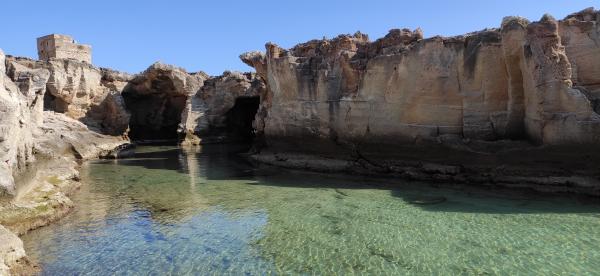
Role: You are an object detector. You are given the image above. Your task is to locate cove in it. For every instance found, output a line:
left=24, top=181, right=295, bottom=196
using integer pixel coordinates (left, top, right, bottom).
left=22, top=145, right=600, bottom=275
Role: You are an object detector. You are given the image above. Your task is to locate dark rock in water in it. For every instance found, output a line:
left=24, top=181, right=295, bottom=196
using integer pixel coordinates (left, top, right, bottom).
left=101, top=143, right=136, bottom=159
left=408, top=196, right=447, bottom=205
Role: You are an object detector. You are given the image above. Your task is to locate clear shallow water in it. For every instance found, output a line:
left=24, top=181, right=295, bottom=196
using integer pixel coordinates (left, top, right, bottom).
left=22, top=145, right=600, bottom=275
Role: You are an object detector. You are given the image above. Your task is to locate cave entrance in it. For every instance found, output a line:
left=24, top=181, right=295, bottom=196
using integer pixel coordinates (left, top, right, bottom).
left=43, top=92, right=68, bottom=113
left=224, top=96, right=260, bottom=143
left=123, top=94, right=187, bottom=142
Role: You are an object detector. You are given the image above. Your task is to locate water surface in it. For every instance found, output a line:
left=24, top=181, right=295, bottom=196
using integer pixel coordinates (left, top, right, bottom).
left=23, top=145, right=600, bottom=275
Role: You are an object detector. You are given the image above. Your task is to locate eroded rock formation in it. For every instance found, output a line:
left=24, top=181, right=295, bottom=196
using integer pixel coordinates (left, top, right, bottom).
left=242, top=8, right=600, bottom=194
left=7, top=57, right=131, bottom=136
left=123, top=62, right=206, bottom=141
left=1, top=49, right=129, bottom=274
left=182, top=71, right=265, bottom=144
left=0, top=51, right=49, bottom=197
left=244, top=14, right=600, bottom=148
left=2, top=7, right=600, bottom=275
left=120, top=64, right=265, bottom=144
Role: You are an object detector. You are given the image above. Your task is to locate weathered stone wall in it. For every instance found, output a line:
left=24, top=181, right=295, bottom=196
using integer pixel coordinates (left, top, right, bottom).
left=37, top=34, right=92, bottom=64
left=242, top=9, right=600, bottom=153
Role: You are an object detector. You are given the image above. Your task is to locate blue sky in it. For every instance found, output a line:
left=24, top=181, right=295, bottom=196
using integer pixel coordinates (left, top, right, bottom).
left=1, top=1, right=595, bottom=75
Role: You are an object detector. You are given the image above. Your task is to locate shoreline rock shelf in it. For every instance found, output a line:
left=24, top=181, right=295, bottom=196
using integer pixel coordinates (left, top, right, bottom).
left=1, top=7, right=600, bottom=275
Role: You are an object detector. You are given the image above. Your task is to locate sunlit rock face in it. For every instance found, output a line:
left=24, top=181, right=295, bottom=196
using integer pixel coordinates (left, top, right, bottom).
left=182, top=71, right=265, bottom=144
left=0, top=224, right=31, bottom=275
left=7, top=57, right=131, bottom=136
left=1, top=52, right=130, bottom=197
left=122, top=62, right=206, bottom=141
left=242, top=8, right=600, bottom=154
left=559, top=8, right=600, bottom=116
left=0, top=51, right=50, bottom=196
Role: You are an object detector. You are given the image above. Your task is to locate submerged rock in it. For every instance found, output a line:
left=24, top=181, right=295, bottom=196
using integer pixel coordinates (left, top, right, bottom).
left=100, top=143, right=136, bottom=159
left=408, top=196, right=447, bottom=205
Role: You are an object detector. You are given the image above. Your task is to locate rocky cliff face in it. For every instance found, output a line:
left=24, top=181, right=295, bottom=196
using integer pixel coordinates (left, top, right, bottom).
left=182, top=71, right=265, bottom=144
left=241, top=8, right=600, bottom=194
left=243, top=11, right=600, bottom=150
left=122, top=64, right=265, bottom=145
left=7, top=57, right=132, bottom=136
left=123, top=62, right=206, bottom=141
left=1, top=51, right=130, bottom=274
left=4, top=53, right=266, bottom=147
left=559, top=8, right=600, bottom=118
left=0, top=225, right=32, bottom=275
left=1, top=6, right=600, bottom=275
left=0, top=51, right=49, bottom=197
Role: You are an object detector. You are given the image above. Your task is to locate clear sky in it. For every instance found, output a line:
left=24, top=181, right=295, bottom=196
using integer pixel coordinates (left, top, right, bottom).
left=1, top=1, right=595, bottom=75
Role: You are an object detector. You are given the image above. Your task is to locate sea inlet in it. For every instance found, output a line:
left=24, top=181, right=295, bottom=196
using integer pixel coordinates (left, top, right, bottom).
left=23, top=145, right=600, bottom=275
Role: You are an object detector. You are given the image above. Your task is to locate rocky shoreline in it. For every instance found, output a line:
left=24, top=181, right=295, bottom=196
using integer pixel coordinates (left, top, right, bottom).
left=0, top=49, right=130, bottom=273
left=0, top=112, right=128, bottom=274
left=1, top=7, right=600, bottom=275
left=249, top=143, right=600, bottom=197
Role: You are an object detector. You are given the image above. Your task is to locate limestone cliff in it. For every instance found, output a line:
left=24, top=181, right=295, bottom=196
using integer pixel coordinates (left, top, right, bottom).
left=0, top=51, right=49, bottom=197
left=2, top=7, right=600, bottom=274
left=122, top=62, right=206, bottom=141
left=182, top=71, right=265, bottom=144
left=119, top=62, right=265, bottom=145
left=242, top=8, right=600, bottom=194
left=0, top=225, right=32, bottom=275
left=7, top=56, right=131, bottom=136
left=243, top=11, right=600, bottom=148
left=1, top=50, right=129, bottom=275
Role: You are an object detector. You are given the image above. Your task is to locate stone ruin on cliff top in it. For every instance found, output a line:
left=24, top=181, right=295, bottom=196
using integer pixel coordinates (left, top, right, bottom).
left=37, top=34, right=92, bottom=64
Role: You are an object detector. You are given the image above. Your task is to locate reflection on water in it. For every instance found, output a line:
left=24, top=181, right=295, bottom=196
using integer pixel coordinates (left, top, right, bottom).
left=22, top=145, right=600, bottom=275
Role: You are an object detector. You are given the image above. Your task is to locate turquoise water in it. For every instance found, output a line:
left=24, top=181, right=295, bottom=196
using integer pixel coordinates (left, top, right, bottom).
left=22, top=145, right=600, bottom=275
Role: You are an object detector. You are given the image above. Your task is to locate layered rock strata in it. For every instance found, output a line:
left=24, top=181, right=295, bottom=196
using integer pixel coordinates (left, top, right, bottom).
left=2, top=7, right=600, bottom=275
left=242, top=8, right=600, bottom=194
left=7, top=56, right=132, bottom=136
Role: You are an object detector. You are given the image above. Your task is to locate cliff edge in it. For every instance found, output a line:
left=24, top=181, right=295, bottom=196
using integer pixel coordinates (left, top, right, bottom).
left=242, top=8, right=600, bottom=195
